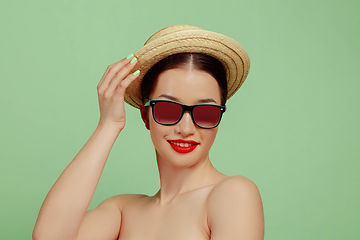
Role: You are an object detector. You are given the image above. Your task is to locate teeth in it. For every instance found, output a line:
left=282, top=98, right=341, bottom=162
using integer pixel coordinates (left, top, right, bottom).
left=170, top=141, right=194, bottom=147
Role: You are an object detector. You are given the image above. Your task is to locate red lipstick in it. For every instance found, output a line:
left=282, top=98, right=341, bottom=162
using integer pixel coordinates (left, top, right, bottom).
left=167, top=139, right=199, bottom=154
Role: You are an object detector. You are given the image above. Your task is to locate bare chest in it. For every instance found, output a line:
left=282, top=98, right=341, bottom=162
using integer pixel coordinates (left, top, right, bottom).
left=118, top=189, right=212, bottom=240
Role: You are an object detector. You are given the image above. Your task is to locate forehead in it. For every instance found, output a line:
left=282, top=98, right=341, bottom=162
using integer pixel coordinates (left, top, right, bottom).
left=149, top=68, right=222, bottom=104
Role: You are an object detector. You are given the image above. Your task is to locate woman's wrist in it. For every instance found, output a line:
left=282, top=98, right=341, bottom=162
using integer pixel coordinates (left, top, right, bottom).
left=96, top=120, right=124, bottom=137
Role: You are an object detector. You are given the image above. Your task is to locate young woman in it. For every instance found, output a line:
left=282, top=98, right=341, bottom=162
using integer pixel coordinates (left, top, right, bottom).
left=33, top=25, right=264, bottom=240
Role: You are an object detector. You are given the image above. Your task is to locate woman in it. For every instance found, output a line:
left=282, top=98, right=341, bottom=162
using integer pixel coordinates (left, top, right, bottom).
left=33, top=25, right=264, bottom=240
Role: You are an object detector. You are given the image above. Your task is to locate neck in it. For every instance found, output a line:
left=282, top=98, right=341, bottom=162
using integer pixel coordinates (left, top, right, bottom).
left=153, top=152, right=226, bottom=205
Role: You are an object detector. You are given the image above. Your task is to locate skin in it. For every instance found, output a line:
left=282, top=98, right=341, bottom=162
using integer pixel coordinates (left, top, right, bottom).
left=33, top=58, right=264, bottom=240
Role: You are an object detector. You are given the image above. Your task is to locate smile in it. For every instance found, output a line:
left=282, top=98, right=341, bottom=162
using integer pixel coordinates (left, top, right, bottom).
left=169, top=142, right=194, bottom=147
left=167, top=140, right=199, bottom=153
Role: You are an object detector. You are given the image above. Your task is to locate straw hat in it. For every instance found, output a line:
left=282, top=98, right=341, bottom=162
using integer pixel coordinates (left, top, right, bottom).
left=124, top=25, right=250, bottom=108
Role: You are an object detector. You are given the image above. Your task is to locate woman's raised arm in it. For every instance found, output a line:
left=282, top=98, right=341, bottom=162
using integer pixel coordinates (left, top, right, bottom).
left=33, top=56, right=139, bottom=240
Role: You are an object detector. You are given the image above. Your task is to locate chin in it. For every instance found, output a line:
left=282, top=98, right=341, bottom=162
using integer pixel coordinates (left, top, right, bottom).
left=155, top=148, right=210, bottom=169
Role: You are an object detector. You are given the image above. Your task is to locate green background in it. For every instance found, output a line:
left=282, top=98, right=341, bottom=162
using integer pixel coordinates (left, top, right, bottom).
left=1, top=0, right=359, bottom=239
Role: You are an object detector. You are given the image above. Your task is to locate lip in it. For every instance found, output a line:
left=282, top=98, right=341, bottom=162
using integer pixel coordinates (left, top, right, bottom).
left=167, top=139, right=199, bottom=154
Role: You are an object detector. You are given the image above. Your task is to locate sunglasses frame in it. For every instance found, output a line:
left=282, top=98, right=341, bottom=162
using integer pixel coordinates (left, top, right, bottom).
left=144, top=99, right=226, bottom=129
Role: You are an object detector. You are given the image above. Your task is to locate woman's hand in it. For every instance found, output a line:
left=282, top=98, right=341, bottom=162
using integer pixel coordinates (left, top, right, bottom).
left=97, top=55, right=139, bottom=131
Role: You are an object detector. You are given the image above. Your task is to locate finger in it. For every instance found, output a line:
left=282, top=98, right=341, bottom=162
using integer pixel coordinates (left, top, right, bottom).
left=98, top=58, right=129, bottom=91
left=106, top=58, right=137, bottom=94
left=97, top=57, right=132, bottom=92
left=97, top=62, right=116, bottom=88
left=114, top=70, right=140, bottom=97
left=97, top=56, right=128, bottom=88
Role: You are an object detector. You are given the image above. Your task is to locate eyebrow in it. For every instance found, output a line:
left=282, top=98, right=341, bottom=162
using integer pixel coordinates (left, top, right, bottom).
left=157, top=94, right=218, bottom=104
left=158, top=94, right=179, bottom=102
left=197, top=98, right=217, bottom=104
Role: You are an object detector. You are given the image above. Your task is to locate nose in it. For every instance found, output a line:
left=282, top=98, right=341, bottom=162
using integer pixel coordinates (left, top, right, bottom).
left=174, top=111, right=196, bottom=137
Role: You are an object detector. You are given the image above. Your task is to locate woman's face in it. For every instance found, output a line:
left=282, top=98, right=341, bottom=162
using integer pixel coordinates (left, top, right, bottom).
left=144, top=67, right=222, bottom=167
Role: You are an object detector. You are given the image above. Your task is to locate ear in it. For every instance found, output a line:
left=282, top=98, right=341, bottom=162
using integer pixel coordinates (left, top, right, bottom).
left=139, top=103, right=150, bottom=130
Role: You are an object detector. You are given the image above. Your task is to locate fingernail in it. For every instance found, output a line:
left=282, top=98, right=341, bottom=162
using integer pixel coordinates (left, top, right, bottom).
left=126, top=53, right=134, bottom=59
left=130, top=57, right=137, bottom=64
left=133, top=70, right=140, bottom=76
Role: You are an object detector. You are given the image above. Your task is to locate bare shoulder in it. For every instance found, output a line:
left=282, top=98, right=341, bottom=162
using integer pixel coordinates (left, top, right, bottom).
left=206, top=175, right=264, bottom=240
left=86, top=193, right=149, bottom=218
left=103, top=193, right=149, bottom=209
left=206, top=175, right=262, bottom=213
left=208, top=175, right=260, bottom=198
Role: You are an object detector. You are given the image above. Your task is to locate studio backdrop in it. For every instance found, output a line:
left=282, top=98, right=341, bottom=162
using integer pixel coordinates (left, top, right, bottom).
left=0, top=0, right=359, bottom=239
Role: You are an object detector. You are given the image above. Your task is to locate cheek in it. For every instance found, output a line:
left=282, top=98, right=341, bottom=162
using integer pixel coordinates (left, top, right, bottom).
left=206, top=128, right=218, bottom=142
left=149, top=117, right=167, bottom=145
left=200, top=128, right=218, bottom=149
left=148, top=111, right=158, bottom=131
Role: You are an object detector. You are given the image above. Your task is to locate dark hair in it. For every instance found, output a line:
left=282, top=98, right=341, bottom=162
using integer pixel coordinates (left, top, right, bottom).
left=141, top=53, right=228, bottom=105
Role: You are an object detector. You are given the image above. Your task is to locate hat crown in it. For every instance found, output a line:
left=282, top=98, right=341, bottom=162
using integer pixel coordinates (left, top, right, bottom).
left=125, top=25, right=250, bottom=108
left=145, top=25, right=204, bottom=45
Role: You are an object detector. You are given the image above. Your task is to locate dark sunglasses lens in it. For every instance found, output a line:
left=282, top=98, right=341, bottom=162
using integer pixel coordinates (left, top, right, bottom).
left=154, top=101, right=182, bottom=124
left=193, top=105, right=221, bottom=128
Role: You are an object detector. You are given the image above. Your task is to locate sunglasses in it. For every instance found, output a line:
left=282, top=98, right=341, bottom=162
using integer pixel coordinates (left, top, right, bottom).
left=144, top=99, right=226, bottom=129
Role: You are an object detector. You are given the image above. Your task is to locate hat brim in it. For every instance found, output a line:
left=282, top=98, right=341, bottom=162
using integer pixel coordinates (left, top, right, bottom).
left=124, top=28, right=250, bottom=108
